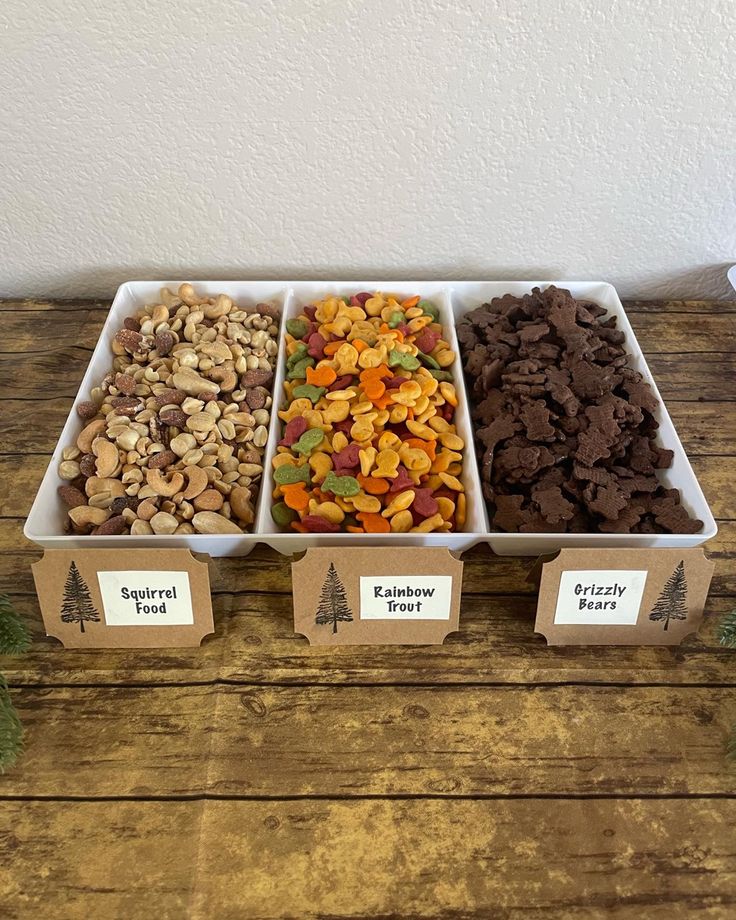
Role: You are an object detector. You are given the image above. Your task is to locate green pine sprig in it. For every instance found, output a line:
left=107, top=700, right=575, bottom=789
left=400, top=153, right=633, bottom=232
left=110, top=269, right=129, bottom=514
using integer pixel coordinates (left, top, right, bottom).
left=0, top=675, right=22, bottom=772
left=0, top=595, right=30, bottom=771
left=717, top=608, right=736, bottom=649
left=727, top=726, right=736, bottom=763
left=0, top=595, right=31, bottom=656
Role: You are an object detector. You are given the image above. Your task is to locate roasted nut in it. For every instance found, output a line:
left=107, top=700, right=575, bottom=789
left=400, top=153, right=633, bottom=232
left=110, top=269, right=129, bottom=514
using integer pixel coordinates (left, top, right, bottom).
left=58, top=485, right=87, bottom=509
left=115, top=328, right=144, bottom=354
left=150, top=511, right=179, bottom=535
left=69, top=506, right=111, bottom=528
left=76, top=401, right=99, bottom=420
left=182, top=465, right=209, bottom=499
left=192, top=489, right=224, bottom=512
left=93, top=515, right=127, bottom=535
left=59, top=460, right=81, bottom=480
left=85, top=477, right=126, bottom=498
left=172, top=369, right=220, bottom=396
left=148, top=450, right=178, bottom=470
left=191, top=511, right=243, bottom=534
left=93, top=440, right=121, bottom=478
left=230, top=486, right=255, bottom=524
left=170, top=433, right=197, bottom=457
left=146, top=468, right=185, bottom=497
left=77, top=419, right=107, bottom=453
left=136, top=498, right=158, bottom=521
left=131, top=520, right=154, bottom=535
left=60, top=284, right=278, bottom=537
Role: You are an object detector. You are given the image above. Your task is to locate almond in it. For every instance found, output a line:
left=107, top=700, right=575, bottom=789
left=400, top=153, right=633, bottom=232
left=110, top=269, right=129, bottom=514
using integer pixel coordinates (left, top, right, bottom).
left=154, top=331, right=175, bottom=355
left=93, top=515, right=127, bottom=535
left=115, top=373, right=137, bottom=395
left=76, top=401, right=99, bottom=420
left=114, top=328, right=144, bottom=353
left=57, top=485, right=87, bottom=509
left=159, top=409, right=188, bottom=428
left=148, top=449, right=178, bottom=470
left=154, top=388, right=186, bottom=407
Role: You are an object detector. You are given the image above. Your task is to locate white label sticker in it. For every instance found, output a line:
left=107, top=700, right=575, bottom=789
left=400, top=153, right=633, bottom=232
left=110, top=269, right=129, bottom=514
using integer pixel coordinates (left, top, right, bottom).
left=554, top=570, right=648, bottom=626
left=97, top=571, right=194, bottom=626
left=359, top=576, right=453, bottom=620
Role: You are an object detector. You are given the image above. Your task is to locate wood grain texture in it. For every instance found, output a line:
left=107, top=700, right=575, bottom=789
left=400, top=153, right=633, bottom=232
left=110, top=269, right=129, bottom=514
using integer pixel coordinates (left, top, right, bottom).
left=0, top=801, right=198, bottom=920
left=0, top=298, right=734, bottom=920
left=2, top=799, right=735, bottom=919
left=1, top=593, right=734, bottom=688
left=1, top=684, right=734, bottom=797
left=1, top=520, right=735, bottom=601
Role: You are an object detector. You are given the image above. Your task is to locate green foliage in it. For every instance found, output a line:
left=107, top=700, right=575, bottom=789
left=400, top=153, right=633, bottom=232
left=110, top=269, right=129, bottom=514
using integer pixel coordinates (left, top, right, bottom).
left=0, top=676, right=22, bottom=772
left=717, top=608, right=736, bottom=649
left=0, top=594, right=31, bottom=656
left=727, top=726, right=736, bottom=763
left=0, top=595, right=30, bottom=771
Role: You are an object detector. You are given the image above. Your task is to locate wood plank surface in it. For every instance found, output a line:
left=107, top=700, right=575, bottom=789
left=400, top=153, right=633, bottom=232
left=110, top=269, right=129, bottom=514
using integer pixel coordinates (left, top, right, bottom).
left=1, top=684, right=734, bottom=798
left=0, top=518, right=734, bottom=600
left=0, top=593, right=734, bottom=688
left=0, top=298, right=734, bottom=920
left=2, top=799, right=735, bottom=919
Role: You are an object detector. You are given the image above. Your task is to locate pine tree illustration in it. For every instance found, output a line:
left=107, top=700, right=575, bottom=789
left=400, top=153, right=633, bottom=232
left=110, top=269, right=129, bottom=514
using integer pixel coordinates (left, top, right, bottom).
left=649, top=560, right=688, bottom=631
left=315, top=563, right=353, bottom=634
left=60, top=561, right=100, bottom=633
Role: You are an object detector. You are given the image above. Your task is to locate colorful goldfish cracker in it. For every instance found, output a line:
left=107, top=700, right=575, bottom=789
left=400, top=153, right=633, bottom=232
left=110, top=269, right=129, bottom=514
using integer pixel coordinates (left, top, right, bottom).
left=271, top=291, right=466, bottom=534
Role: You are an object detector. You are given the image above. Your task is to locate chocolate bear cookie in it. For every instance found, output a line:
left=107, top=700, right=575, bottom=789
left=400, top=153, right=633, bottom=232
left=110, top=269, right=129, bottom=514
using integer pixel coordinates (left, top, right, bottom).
left=457, top=286, right=702, bottom=534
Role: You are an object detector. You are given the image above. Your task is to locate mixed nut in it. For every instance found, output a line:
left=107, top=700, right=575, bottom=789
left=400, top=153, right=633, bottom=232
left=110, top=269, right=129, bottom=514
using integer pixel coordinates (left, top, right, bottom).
left=58, top=284, right=279, bottom=535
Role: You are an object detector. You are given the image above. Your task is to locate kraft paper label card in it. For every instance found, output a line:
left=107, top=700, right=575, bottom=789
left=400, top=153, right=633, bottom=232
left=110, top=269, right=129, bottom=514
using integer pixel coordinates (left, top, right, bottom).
left=292, top=547, right=463, bottom=645
left=32, top=550, right=214, bottom=648
left=534, top=548, right=714, bottom=646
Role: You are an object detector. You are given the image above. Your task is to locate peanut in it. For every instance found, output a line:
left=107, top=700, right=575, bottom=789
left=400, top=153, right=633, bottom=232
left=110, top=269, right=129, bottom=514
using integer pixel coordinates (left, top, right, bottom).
left=59, top=284, right=279, bottom=536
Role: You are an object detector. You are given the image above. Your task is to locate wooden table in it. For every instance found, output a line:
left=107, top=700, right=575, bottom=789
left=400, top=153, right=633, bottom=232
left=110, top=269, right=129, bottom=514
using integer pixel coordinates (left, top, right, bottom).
left=1, top=297, right=735, bottom=919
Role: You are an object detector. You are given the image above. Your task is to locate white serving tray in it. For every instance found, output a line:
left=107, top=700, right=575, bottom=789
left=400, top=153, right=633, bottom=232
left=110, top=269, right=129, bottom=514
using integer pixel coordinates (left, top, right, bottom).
left=25, top=282, right=289, bottom=557
left=25, top=280, right=717, bottom=557
left=256, top=282, right=488, bottom=553
left=449, top=281, right=716, bottom=554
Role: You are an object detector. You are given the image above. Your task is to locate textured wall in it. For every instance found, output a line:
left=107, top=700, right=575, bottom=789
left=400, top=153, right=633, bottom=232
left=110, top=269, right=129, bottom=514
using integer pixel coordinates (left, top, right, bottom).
left=1, top=0, right=733, bottom=299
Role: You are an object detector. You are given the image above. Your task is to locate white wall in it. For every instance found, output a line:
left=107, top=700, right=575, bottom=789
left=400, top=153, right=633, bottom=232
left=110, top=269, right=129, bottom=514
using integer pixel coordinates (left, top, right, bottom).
left=1, top=0, right=733, bottom=299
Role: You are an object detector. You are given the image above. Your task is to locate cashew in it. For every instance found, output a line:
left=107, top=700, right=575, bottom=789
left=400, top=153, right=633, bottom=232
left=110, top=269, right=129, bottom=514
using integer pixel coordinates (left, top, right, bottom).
left=182, top=465, right=209, bottom=500
left=77, top=419, right=107, bottom=454
left=230, top=486, right=255, bottom=524
left=69, top=506, right=111, bottom=528
left=93, top=439, right=121, bottom=478
left=85, top=477, right=126, bottom=498
left=146, top=468, right=185, bottom=497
